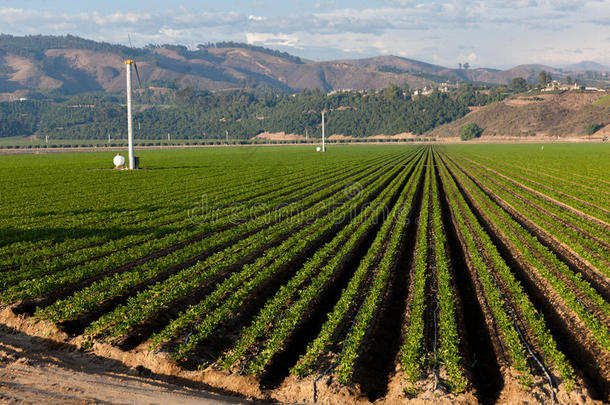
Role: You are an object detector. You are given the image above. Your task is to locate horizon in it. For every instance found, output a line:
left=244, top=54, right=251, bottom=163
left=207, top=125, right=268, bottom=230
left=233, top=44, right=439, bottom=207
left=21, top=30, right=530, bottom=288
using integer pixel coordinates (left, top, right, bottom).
left=1, top=32, right=608, bottom=73
left=0, top=1, right=608, bottom=69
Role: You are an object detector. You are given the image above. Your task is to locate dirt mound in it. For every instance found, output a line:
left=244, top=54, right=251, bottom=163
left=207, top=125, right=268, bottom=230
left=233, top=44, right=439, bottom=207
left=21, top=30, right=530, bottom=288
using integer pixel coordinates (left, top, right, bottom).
left=253, top=131, right=306, bottom=141
left=368, top=132, right=416, bottom=140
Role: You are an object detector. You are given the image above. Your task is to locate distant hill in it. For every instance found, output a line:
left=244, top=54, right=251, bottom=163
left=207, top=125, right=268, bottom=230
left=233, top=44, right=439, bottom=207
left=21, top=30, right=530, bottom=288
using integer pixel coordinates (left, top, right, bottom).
left=427, top=92, right=610, bottom=140
left=460, top=64, right=566, bottom=85
left=564, top=61, right=610, bottom=72
left=0, top=34, right=608, bottom=98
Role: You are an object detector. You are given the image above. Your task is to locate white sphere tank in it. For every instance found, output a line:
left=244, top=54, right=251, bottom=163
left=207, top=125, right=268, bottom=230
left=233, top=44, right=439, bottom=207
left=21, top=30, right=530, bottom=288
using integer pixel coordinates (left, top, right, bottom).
left=316, top=147, right=321, bottom=152
left=113, top=154, right=126, bottom=168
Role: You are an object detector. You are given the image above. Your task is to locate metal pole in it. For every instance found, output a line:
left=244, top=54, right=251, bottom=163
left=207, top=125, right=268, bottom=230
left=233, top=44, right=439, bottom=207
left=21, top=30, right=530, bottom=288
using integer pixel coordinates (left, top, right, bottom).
left=321, top=111, right=326, bottom=152
left=126, top=61, right=135, bottom=170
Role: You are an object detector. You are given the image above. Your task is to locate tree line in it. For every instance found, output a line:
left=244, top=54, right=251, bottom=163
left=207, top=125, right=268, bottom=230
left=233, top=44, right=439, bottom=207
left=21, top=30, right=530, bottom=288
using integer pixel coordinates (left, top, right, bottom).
left=0, top=84, right=505, bottom=140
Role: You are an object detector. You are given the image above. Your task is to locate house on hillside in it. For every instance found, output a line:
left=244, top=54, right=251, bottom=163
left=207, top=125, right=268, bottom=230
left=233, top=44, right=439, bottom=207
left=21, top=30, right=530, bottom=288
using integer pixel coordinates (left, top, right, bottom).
left=542, top=81, right=581, bottom=92
left=413, top=86, right=434, bottom=96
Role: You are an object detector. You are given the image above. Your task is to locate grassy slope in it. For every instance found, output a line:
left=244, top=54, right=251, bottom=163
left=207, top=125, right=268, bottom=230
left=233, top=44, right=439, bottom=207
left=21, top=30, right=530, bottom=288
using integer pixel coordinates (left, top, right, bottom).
left=427, top=92, right=610, bottom=139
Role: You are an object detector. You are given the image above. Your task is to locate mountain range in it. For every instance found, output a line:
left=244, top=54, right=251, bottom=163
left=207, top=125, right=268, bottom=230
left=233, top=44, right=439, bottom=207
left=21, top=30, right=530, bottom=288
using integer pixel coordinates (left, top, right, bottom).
left=0, top=34, right=608, bottom=99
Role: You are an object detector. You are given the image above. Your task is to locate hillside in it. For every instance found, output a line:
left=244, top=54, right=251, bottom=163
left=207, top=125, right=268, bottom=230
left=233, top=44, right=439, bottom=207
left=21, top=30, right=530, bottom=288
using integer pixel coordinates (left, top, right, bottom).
left=427, top=92, right=610, bottom=140
left=1, top=35, right=608, bottom=99
left=0, top=35, right=454, bottom=96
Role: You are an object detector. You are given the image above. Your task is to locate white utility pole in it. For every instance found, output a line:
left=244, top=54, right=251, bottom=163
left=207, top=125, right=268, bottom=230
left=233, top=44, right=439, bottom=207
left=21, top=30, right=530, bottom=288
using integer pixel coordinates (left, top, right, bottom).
left=125, top=60, right=135, bottom=170
left=226, top=130, right=229, bottom=144
left=168, top=133, right=171, bottom=141
left=45, top=135, right=49, bottom=145
left=306, top=128, right=308, bottom=140
left=321, top=111, right=326, bottom=152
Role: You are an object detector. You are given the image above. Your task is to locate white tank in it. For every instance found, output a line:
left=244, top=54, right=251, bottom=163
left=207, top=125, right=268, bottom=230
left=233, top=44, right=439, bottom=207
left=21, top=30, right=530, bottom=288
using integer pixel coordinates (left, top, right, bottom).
left=113, top=154, right=126, bottom=168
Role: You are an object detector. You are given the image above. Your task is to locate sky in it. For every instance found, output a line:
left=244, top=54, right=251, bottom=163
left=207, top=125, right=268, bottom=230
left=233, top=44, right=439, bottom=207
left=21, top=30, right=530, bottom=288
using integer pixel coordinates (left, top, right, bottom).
left=0, top=0, right=608, bottom=69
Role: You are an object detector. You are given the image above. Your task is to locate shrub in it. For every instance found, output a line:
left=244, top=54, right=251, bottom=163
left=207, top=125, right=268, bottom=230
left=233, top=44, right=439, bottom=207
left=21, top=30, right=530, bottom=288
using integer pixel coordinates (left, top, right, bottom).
left=460, top=123, right=484, bottom=141
left=585, top=123, right=603, bottom=135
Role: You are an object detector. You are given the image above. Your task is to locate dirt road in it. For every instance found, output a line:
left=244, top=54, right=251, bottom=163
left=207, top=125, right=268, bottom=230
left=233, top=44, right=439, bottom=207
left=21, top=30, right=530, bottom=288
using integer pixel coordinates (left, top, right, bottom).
left=0, top=325, right=261, bottom=405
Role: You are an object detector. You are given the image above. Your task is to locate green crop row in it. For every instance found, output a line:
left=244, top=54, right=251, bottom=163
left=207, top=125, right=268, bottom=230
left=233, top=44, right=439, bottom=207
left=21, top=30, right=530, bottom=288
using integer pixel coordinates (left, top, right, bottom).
left=460, top=156, right=610, bottom=228
left=244, top=156, right=424, bottom=376
left=437, top=157, right=533, bottom=385
left=438, top=153, right=576, bottom=388
left=0, top=149, right=399, bottom=265
left=149, top=151, right=419, bottom=357
left=429, top=155, right=466, bottom=393
left=456, top=157, right=610, bottom=278
left=228, top=152, right=425, bottom=377
left=80, top=151, right=419, bottom=341
left=1, top=152, right=386, bottom=273
left=456, top=154, right=610, bottom=252
left=398, top=154, right=431, bottom=383
left=7, top=152, right=408, bottom=304
left=441, top=156, right=610, bottom=351
left=289, top=153, right=424, bottom=378
left=460, top=152, right=609, bottom=210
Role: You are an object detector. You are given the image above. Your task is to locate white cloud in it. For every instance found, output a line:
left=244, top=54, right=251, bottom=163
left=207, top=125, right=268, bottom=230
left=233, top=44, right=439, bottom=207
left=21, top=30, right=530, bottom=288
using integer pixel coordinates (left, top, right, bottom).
left=245, top=32, right=300, bottom=47
left=0, top=1, right=606, bottom=67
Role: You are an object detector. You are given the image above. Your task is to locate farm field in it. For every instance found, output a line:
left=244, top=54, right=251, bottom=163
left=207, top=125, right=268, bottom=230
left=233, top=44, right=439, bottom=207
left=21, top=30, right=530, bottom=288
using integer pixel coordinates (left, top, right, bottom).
left=0, top=144, right=608, bottom=404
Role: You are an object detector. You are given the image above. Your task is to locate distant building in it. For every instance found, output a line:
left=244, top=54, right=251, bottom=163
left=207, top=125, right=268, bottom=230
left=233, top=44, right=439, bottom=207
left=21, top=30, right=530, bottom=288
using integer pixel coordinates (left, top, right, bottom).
left=585, top=86, right=607, bottom=92
left=413, top=86, right=434, bottom=96
left=542, top=81, right=584, bottom=92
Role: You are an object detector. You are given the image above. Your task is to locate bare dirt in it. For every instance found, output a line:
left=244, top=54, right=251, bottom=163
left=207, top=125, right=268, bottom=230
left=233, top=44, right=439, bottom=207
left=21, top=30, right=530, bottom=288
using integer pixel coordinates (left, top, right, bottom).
left=0, top=323, right=259, bottom=405
left=253, top=132, right=417, bottom=142
left=253, top=132, right=307, bottom=141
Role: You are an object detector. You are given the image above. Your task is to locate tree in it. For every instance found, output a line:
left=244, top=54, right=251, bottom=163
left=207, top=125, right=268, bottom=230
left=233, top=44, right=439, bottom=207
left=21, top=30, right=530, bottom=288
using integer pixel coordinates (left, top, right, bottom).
left=460, top=122, right=483, bottom=140
left=458, top=63, right=462, bottom=70
left=463, top=62, right=470, bottom=70
left=383, top=83, right=401, bottom=101
left=538, top=71, right=551, bottom=86
left=565, top=75, right=573, bottom=85
left=510, top=77, right=528, bottom=93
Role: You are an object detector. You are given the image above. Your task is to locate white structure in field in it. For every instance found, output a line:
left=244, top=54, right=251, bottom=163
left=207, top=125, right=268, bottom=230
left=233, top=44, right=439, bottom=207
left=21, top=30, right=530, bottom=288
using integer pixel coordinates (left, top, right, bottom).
left=321, top=111, right=326, bottom=152
left=113, top=154, right=126, bottom=168
left=124, top=58, right=142, bottom=170
left=125, top=60, right=135, bottom=169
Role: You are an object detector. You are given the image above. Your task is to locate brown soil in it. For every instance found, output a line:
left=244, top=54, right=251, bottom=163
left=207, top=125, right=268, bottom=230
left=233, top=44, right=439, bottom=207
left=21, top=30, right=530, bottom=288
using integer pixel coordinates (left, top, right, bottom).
left=504, top=95, right=552, bottom=107
left=368, top=133, right=416, bottom=140
left=2, top=147, right=608, bottom=405
left=253, top=132, right=306, bottom=141
left=436, top=161, right=507, bottom=403
left=328, top=134, right=354, bottom=140
left=441, top=162, right=610, bottom=401
left=0, top=321, right=256, bottom=405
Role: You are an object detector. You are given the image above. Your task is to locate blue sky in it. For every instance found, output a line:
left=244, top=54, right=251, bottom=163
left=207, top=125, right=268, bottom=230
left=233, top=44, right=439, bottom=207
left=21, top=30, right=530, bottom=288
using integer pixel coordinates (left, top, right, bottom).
left=0, top=1, right=608, bottom=68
